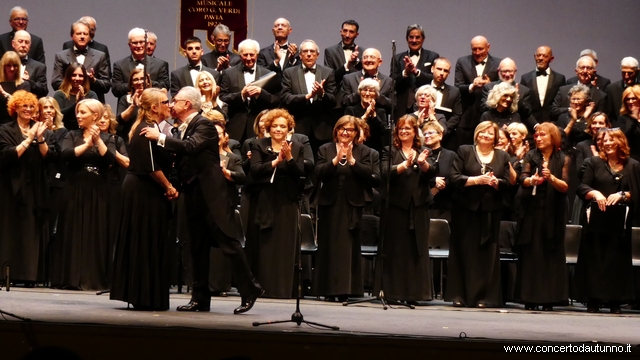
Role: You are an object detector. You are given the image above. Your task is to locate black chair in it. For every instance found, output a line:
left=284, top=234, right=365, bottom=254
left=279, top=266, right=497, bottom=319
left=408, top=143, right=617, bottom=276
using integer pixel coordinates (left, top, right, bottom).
left=300, top=214, right=317, bottom=254
left=565, top=224, right=582, bottom=305
left=632, top=227, right=640, bottom=267
left=498, top=221, right=518, bottom=261
left=234, top=209, right=245, bottom=248
left=360, top=214, right=380, bottom=295
left=428, top=218, right=450, bottom=299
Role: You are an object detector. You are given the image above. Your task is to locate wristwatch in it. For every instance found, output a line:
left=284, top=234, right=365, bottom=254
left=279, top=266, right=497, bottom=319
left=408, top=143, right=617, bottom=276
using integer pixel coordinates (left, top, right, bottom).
left=618, top=191, right=627, bottom=202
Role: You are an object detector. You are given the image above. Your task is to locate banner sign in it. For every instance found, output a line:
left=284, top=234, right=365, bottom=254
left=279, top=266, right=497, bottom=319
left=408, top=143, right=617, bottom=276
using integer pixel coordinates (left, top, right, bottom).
left=180, top=0, right=247, bottom=51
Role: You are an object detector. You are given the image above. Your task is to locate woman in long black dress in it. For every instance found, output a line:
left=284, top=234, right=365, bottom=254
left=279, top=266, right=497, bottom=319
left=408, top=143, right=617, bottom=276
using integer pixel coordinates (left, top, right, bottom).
left=249, top=108, right=304, bottom=298
left=377, top=114, right=435, bottom=303
left=445, top=120, right=511, bottom=308
left=313, top=115, right=372, bottom=301
left=0, top=90, right=54, bottom=284
left=480, top=82, right=521, bottom=128
left=423, top=121, right=455, bottom=222
left=516, top=122, right=570, bottom=311
left=54, top=98, right=115, bottom=290
left=344, top=78, right=386, bottom=152
left=110, top=88, right=177, bottom=310
left=575, top=128, right=638, bottom=314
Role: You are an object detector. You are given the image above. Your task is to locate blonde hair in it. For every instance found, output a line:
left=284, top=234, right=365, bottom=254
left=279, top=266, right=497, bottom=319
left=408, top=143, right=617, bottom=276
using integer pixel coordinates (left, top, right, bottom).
left=0, top=51, right=23, bottom=85
left=38, top=97, right=64, bottom=130
left=128, top=88, right=167, bottom=141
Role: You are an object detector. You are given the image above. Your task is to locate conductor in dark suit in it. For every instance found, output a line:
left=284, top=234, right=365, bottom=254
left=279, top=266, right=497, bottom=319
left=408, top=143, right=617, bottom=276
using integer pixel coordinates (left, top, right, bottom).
left=606, top=57, right=639, bottom=122
left=551, top=56, right=607, bottom=121
left=201, top=24, right=241, bottom=72
left=391, top=24, right=440, bottom=117
left=519, top=46, right=566, bottom=124
left=51, top=20, right=110, bottom=103
left=341, top=48, right=393, bottom=112
left=454, top=36, right=501, bottom=145
left=141, top=86, right=263, bottom=314
left=219, top=39, right=280, bottom=143
left=566, top=49, right=611, bottom=91
left=324, top=20, right=362, bottom=86
left=257, top=18, right=299, bottom=74
left=280, top=39, right=337, bottom=151
left=430, top=58, right=462, bottom=149
left=0, top=7, right=44, bottom=64
left=112, top=28, right=170, bottom=98
left=170, top=36, right=219, bottom=98
left=62, top=16, right=110, bottom=72
left=11, top=30, right=47, bottom=98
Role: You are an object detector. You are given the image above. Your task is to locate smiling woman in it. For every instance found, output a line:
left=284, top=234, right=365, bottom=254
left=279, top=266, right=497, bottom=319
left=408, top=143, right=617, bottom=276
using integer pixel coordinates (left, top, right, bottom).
left=53, top=63, right=98, bottom=130
left=0, top=51, right=31, bottom=123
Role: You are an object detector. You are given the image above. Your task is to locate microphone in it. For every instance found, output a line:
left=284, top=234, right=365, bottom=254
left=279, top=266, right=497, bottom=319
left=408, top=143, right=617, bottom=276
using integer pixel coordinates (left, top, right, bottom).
left=5, top=264, right=9, bottom=292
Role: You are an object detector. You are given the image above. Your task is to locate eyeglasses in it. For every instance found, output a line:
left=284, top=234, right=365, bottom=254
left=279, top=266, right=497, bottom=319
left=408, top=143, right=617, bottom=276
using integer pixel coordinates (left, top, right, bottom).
left=398, top=127, right=413, bottom=132
left=172, top=98, right=187, bottom=104
left=339, top=127, right=356, bottom=134
left=160, top=100, right=170, bottom=105
left=21, top=105, right=35, bottom=110
left=625, top=97, right=638, bottom=102
left=423, top=130, right=440, bottom=136
left=12, top=17, right=28, bottom=22
left=129, top=41, right=145, bottom=46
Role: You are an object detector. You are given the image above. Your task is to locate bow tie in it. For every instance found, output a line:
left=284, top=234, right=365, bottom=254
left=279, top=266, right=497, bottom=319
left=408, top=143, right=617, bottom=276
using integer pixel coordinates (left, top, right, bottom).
left=409, top=50, right=420, bottom=57
left=362, top=73, right=377, bottom=79
left=75, top=48, right=87, bottom=56
left=20, top=57, right=27, bottom=65
left=188, top=64, right=201, bottom=71
left=243, top=67, right=254, bottom=74
left=343, top=45, right=355, bottom=51
left=278, top=44, right=288, bottom=50
left=536, top=69, right=548, bottom=77
left=135, top=59, right=144, bottom=64
left=434, top=85, right=445, bottom=91
left=475, top=60, right=486, bottom=66
left=303, top=67, right=316, bottom=74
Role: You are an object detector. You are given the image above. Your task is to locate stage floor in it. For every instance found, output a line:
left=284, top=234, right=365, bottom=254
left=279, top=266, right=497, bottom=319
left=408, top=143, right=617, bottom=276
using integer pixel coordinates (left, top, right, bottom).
left=1, top=287, right=639, bottom=359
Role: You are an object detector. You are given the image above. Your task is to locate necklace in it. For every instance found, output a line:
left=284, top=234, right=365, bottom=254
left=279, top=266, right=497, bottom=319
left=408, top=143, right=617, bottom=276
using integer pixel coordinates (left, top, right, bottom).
left=477, top=146, right=493, bottom=156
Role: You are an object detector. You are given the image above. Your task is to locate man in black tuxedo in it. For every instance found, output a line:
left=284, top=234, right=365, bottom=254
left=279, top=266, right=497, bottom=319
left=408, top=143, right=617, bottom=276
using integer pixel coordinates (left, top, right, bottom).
left=520, top=46, right=566, bottom=124
left=341, top=48, right=393, bottom=112
left=0, top=7, right=45, bottom=64
left=281, top=39, right=336, bottom=151
left=112, top=28, right=170, bottom=98
left=257, top=18, right=299, bottom=74
left=170, top=37, right=219, bottom=98
left=606, top=57, right=639, bottom=122
left=11, top=30, right=47, bottom=98
left=141, top=86, right=263, bottom=314
left=219, top=39, right=280, bottom=143
left=454, top=36, right=502, bottom=145
left=391, top=24, right=439, bottom=118
left=146, top=32, right=157, bottom=57
left=51, top=20, right=110, bottom=103
left=566, top=49, right=610, bottom=91
left=429, top=58, right=462, bottom=149
left=62, top=16, right=110, bottom=72
left=201, top=24, right=241, bottom=72
left=552, top=56, right=607, bottom=121
left=324, top=20, right=362, bottom=85
left=480, top=58, right=535, bottom=130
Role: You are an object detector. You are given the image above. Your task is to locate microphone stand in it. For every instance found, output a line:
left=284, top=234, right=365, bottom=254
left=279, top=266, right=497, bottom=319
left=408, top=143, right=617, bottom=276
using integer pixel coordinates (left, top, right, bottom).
left=0, top=263, right=31, bottom=321
left=343, top=40, right=413, bottom=310
left=253, top=177, right=339, bottom=330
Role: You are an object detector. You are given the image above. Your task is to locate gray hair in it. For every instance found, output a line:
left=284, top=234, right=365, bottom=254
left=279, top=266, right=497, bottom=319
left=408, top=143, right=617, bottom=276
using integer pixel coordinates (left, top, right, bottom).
left=485, top=82, right=519, bottom=113
left=580, top=49, right=598, bottom=62
left=358, top=78, right=380, bottom=95
left=9, top=6, right=27, bottom=18
left=300, top=39, right=319, bottom=53
left=415, top=85, right=438, bottom=102
left=576, top=56, right=596, bottom=69
left=213, top=24, right=231, bottom=38
left=238, top=39, right=259, bottom=53
left=405, top=24, right=424, bottom=39
left=178, top=86, right=202, bottom=111
left=621, top=57, right=639, bottom=69
left=128, top=27, right=145, bottom=40
left=70, top=20, right=91, bottom=37
left=567, top=83, right=591, bottom=101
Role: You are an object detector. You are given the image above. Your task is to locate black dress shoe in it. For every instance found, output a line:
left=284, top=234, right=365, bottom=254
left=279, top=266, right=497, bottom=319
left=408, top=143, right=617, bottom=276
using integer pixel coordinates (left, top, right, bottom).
left=453, top=301, right=464, bottom=307
left=524, top=303, right=538, bottom=311
left=234, top=288, right=265, bottom=314
left=610, top=305, right=622, bottom=314
left=176, top=301, right=210, bottom=312
left=542, top=305, right=553, bottom=311
left=477, top=303, right=486, bottom=309
left=586, top=302, right=599, bottom=313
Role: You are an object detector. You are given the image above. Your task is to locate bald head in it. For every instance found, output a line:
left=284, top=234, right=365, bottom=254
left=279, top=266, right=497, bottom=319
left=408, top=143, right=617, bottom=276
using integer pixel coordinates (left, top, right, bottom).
left=11, top=30, right=31, bottom=58
left=534, top=46, right=554, bottom=71
left=470, top=36, right=490, bottom=63
left=362, top=48, right=382, bottom=74
left=498, top=57, right=517, bottom=82
left=272, top=17, right=292, bottom=42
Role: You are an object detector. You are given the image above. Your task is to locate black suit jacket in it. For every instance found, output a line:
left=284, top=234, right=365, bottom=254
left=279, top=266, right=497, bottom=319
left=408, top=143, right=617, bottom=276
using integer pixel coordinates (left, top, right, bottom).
left=429, top=147, right=456, bottom=212
left=0, top=31, right=44, bottom=64
left=567, top=74, right=610, bottom=91
left=520, top=69, right=566, bottom=123
left=481, top=81, right=533, bottom=125
left=201, top=50, right=241, bottom=71
left=170, top=64, right=219, bottom=98
left=280, top=64, right=337, bottom=140
left=391, top=48, right=439, bottom=117
left=551, top=84, right=606, bottom=121
left=257, top=44, right=300, bottom=74
left=112, top=55, right=170, bottom=98
left=324, top=42, right=362, bottom=88
left=23, top=57, right=48, bottom=98
left=344, top=103, right=387, bottom=152
left=219, top=64, right=280, bottom=141
left=163, top=114, right=236, bottom=237
left=51, top=48, right=111, bottom=102
left=315, top=142, right=372, bottom=207
left=605, top=80, right=638, bottom=122
left=63, top=39, right=110, bottom=72
left=381, top=145, right=436, bottom=209
left=454, top=54, right=502, bottom=129
left=340, top=71, right=393, bottom=111
left=434, top=83, right=463, bottom=135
